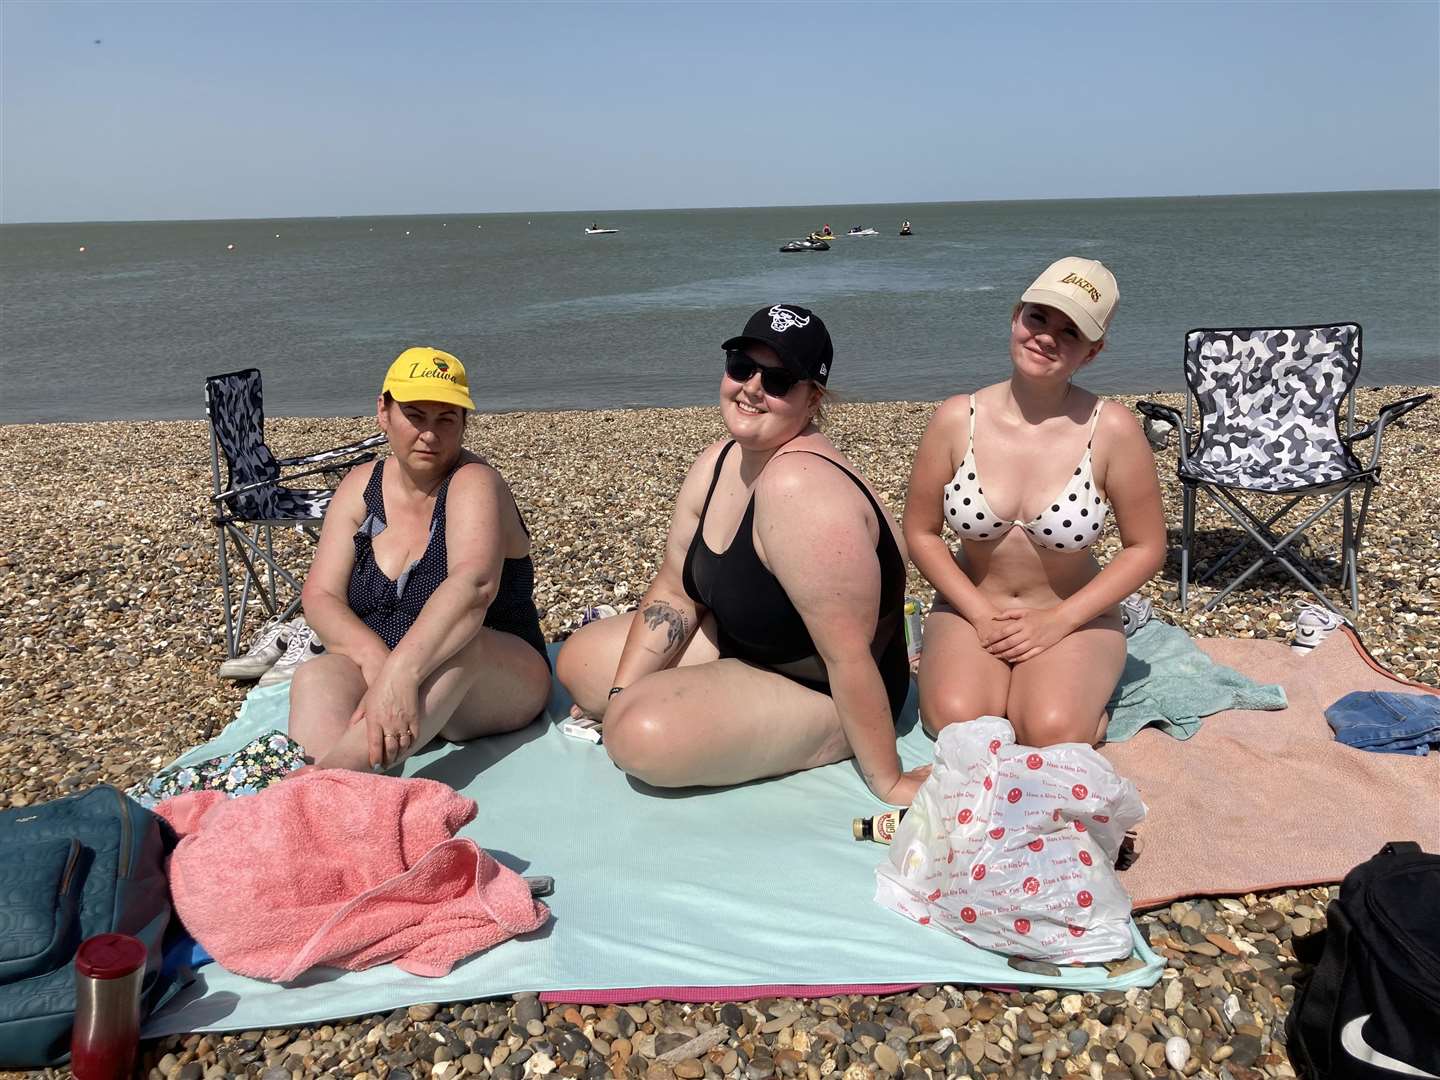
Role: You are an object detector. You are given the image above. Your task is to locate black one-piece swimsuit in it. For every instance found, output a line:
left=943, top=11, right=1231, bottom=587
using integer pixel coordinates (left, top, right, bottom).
left=346, top=460, right=549, bottom=665
left=681, top=441, right=910, bottom=720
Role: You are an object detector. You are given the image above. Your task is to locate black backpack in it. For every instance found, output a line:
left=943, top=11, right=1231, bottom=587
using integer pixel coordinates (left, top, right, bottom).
left=1287, top=842, right=1440, bottom=1080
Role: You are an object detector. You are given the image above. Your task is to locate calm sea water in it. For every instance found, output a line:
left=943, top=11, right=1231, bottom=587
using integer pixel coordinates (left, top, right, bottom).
left=1, top=191, right=1436, bottom=424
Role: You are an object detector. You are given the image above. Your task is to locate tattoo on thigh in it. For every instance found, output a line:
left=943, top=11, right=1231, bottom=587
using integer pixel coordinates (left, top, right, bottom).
left=641, top=601, right=690, bottom=653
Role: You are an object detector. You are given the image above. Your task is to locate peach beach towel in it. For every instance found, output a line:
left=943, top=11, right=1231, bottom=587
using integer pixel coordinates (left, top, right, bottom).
left=1103, top=627, right=1440, bottom=909
left=157, top=771, right=549, bottom=981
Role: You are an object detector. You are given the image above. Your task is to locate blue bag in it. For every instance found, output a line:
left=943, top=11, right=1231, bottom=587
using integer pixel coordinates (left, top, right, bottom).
left=0, top=785, right=174, bottom=1068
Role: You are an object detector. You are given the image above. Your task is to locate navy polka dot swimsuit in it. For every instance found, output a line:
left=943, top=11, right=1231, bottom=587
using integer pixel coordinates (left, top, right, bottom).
left=346, top=460, right=549, bottom=665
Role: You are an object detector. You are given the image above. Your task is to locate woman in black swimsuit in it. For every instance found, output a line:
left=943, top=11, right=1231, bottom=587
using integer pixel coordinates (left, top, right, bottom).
left=556, top=306, right=929, bottom=805
left=290, top=347, right=551, bottom=771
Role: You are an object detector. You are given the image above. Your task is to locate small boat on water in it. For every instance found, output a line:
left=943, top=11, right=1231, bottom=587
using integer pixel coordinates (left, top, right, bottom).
left=584, top=225, right=618, bottom=235
left=846, top=226, right=878, bottom=237
left=780, top=239, right=830, bottom=253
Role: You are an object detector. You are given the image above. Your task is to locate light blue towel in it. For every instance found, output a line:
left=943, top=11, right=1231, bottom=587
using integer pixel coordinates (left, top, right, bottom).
left=1105, top=621, right=1288, bottom=742
left=144, top=646, right=1163, bottom=1036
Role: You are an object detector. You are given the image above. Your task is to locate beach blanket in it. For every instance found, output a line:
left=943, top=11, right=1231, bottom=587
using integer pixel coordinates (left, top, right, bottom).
left=1105, top=621, right=1287, bottom=741
left=157, top=773, right=550, bottom=981
left=1102, top=626, right=1440, bottom=909
left=143, top=649, right=1164, bottom=1037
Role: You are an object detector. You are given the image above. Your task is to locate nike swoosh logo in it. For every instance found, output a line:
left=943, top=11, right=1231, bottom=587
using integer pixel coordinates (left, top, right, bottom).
left=1341, top=1014, right=1439, bottom=1077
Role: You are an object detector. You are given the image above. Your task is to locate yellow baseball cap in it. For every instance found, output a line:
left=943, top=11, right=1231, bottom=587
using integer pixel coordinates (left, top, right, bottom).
left=381, top=347, right=475, bottom=411
left=1020, top=257, right=1119, bottom=342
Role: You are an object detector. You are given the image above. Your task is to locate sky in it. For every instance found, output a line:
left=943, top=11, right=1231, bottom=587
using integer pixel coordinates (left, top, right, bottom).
left=2, top=1, right=1437, bottom=223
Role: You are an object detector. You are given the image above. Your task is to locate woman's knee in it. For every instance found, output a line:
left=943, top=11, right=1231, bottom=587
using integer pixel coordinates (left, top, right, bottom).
left=919, top=687, right=1005, bottom=737
left=1010, top=703, right=1097, bottom=747
left=602, top=696, right=685, bottom=786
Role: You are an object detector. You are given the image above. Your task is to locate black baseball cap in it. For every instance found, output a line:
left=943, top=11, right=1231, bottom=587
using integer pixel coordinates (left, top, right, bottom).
left=722, top=304, right=833, bottom=386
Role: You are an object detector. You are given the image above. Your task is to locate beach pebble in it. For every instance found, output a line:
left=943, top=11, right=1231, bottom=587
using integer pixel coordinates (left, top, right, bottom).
left=1166, top=1036, right=1191, bottom=1070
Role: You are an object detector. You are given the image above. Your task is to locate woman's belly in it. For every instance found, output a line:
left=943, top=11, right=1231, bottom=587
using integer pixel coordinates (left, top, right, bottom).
left=954, top=526, right=1107, bottom=609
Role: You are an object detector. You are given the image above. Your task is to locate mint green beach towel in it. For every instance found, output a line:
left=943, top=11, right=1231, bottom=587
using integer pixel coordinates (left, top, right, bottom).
left=1105, top=621, right=1288, bottom=741
left=144, top=646, right=1164, bottom=1036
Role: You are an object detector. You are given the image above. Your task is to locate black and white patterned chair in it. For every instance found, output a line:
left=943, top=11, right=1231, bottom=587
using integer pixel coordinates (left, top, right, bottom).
left=206, top=369, right=386, bottom=656
left=1138, top=324, right=1430, bottom=615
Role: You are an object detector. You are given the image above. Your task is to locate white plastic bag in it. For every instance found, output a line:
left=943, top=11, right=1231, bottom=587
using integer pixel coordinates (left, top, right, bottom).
left=874, top=717, right=1146, bottom=963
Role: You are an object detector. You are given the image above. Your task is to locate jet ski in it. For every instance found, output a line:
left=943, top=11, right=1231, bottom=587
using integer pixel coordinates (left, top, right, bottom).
left=899, top=222, right=913, bottom=236
left=780, top=239, right=830, bottom=252
left=807, top=231, right=835, bottom=243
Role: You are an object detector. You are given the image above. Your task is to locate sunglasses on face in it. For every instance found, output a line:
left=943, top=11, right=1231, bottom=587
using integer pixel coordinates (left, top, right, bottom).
left=724, top=350, right=803, bottom=397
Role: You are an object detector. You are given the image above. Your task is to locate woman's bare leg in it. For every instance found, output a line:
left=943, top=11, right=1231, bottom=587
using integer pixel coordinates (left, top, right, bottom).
left=1006, top=614, right=1125, bottom=746
left=602, top=660, right=853, bottom=788
left=288, top=654, right=368, bottom=761
left=311, top=628, right=552, bottom=772
left=916, top=605, right=1011, bottom=737
left=555, top=611, right=721, bottom=717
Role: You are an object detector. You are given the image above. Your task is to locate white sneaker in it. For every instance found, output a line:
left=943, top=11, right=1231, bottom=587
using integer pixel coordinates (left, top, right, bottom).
left=257, top=619, right=324, bottom=686
left=1291, top=601, right=1344, bottom=655
left=219, top=616, right=292, bottom=680
left=1120, top=593, right=1153, bottom=637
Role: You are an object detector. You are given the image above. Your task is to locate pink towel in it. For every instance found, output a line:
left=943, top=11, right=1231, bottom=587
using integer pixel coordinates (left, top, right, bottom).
left=157, top=771, right=549, bottom=981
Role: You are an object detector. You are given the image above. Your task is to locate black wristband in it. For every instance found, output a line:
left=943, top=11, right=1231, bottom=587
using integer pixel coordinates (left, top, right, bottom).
left=608, top=686, right=625, bottom=699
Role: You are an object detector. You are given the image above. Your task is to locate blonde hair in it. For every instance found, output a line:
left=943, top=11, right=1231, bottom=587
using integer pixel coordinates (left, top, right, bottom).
left=810, top=383, right=837, bottom=427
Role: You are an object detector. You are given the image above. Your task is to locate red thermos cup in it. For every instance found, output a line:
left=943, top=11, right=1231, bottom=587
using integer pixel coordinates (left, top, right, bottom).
left=72, top=933, right=147, bottom=1080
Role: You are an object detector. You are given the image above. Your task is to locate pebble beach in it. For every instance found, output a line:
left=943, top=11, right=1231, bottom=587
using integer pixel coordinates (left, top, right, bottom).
left=1, top=386, right=1436, bottom=1080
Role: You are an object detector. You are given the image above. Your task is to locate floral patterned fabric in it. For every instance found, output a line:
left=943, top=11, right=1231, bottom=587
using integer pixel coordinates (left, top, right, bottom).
left=129, top=731, right=308, bottom=808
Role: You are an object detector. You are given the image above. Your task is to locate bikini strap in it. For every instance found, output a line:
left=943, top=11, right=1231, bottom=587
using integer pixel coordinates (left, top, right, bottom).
left=1085, top=399, right=1105, bottom=448
left=965, top=396, right=979, bottom=461
left=697, top=441, right=736, bottom=521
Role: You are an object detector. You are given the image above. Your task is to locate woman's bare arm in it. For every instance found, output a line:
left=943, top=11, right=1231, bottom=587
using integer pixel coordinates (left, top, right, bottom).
left=606, top=441, right=725, bottom=697
left=301, top=462, right=391, bottom=680
left=761, top=454, right=928, bottom=804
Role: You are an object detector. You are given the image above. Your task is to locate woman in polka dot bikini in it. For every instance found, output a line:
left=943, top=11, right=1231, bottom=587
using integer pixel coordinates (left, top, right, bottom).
left=289, top=348, right=551, bottom=772
left=903, top=258, right=1165, bottom=747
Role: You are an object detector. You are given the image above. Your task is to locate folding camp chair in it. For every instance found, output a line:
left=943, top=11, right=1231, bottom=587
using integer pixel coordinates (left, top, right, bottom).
left=1137, top=323, right=1430, bottom=616
left=207, top=368, right=386, bottom=657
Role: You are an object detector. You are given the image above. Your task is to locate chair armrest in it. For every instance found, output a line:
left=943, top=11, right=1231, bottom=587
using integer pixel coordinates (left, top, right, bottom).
left=1136, top=400, right=1195, bottom=461
left=1343, top=393, right=1433, bottom=470
left=275, top=433, right=387, bottom=468
left=212, top=453, right=377, bottom=506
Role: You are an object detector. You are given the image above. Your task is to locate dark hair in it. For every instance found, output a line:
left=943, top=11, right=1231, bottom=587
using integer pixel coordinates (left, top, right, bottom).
left=381, top=391, right=471, bottom=424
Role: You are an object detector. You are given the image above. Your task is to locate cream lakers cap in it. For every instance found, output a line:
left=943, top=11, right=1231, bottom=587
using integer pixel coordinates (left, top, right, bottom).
left=1020, top=257, right=1118, bottom=342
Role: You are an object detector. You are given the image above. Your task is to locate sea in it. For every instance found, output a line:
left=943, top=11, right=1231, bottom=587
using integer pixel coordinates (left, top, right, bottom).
left=1, top=190, right=1436, bottom=425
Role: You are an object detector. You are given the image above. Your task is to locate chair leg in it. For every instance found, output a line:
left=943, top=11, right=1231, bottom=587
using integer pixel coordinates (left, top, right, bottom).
left=1180, top=483, right=1195, bottom=609
left=215, top=523, right=238, bottom=657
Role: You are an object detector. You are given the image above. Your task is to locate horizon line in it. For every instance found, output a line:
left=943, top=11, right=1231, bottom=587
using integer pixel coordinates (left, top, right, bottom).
left=2, top=186, right=1435, bottom=228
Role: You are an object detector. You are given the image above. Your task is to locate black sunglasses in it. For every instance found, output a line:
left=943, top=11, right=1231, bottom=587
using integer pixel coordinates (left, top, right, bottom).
left=724, top=350, right=803, bottom=397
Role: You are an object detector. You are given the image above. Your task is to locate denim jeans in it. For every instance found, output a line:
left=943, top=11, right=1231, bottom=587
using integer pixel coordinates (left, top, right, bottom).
left=1325, top=691, right=1440, bottom=755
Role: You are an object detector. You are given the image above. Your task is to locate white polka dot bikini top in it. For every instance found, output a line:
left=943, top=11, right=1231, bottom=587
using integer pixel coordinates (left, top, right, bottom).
left=943, top=397, right=1109, bottom=551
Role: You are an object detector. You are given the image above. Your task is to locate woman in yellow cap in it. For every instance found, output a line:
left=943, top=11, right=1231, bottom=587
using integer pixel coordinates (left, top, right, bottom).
left=903, top=258, right=1165, bottom=747
left=289, top=347, right=551, bottom=771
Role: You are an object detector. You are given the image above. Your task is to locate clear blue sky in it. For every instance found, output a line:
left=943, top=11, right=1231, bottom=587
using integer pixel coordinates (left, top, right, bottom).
left=3, top=1, right=1437, bottom=223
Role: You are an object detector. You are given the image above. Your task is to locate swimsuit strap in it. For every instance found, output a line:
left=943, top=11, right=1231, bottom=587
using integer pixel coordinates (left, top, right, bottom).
left=362, top=459, right=387, bottom=520
left=697, top=441, right=737, bottom=522
left=1085, top=399, right=1104, bottom=448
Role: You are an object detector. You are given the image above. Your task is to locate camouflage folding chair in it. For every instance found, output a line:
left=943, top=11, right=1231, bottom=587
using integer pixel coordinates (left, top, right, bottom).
left=1137, top=324, right=1430, bottom=616
left=206, top=368, right=386, bottom=657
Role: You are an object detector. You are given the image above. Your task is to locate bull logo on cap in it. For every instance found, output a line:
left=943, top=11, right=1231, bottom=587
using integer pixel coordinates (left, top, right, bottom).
left=768, top=305, right=811, bottom=333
